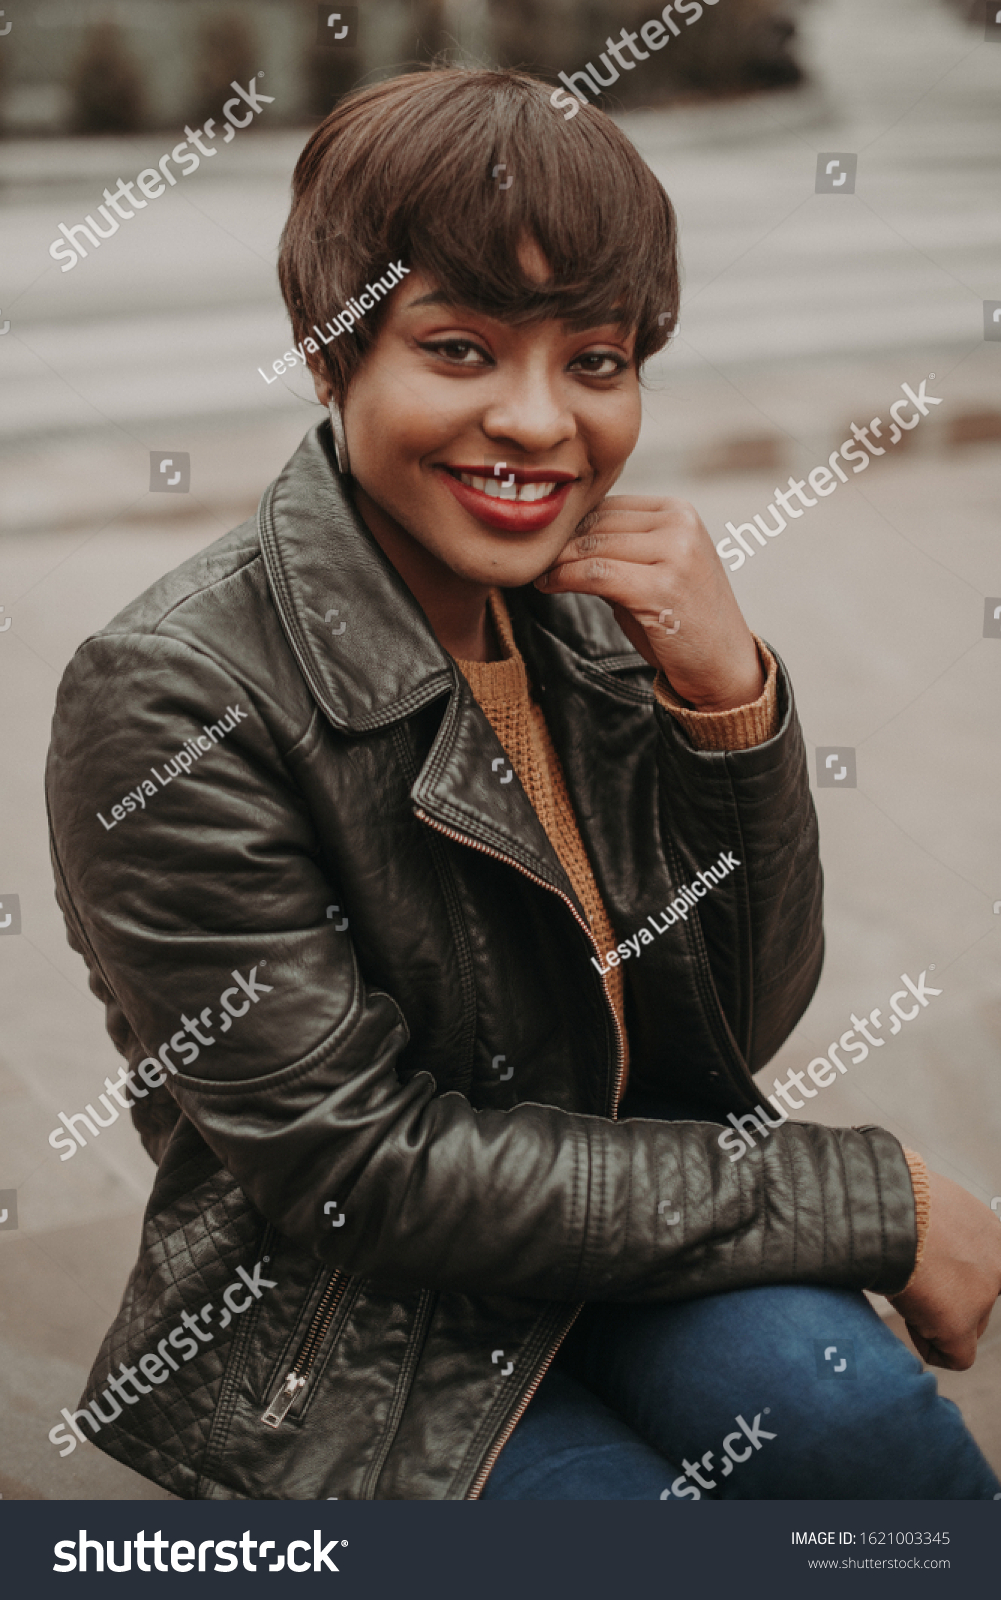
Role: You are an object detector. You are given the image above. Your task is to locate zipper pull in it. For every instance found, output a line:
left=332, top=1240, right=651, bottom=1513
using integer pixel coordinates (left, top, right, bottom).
left=261, top=1371, right=307, bottom=1428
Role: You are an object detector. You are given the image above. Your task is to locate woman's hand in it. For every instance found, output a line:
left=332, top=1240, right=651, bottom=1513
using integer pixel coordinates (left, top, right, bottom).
left=889, top=1172, right=1001, bottom=1370
left=535, top=494, right=764, bottom=711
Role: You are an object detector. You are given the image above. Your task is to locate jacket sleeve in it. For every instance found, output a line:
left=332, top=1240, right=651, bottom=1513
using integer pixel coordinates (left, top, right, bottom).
left=46, top=632, right=917, bottom=1306
left=652, top=644, right=825, bottom=1072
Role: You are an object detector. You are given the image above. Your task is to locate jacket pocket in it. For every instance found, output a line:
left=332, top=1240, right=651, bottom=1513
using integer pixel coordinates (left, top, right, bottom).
left=260, top=1268, right=359, bottom=1428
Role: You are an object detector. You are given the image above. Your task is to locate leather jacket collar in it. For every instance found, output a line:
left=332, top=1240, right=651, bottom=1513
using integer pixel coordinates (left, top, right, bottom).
left=258, top=421, right=454, bottom=735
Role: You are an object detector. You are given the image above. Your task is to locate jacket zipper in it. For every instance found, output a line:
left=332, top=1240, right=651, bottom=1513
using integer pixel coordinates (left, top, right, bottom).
left=413, top=807, right=625, bottom=1500
left=415, top=810, right=626, bottom=1114
left=261, top=1269, right=349, bottom=1428
left=465, top=1305, right=582, bottom=1501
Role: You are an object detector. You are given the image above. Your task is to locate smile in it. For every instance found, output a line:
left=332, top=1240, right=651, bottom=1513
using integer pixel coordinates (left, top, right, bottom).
left=437, top=464, right=578, bottom=533
left=454, top=472, right=557, bottom=503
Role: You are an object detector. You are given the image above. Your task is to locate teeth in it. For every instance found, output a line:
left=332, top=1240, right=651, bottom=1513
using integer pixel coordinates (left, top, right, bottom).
left=456, top=473, right=559, bottom=503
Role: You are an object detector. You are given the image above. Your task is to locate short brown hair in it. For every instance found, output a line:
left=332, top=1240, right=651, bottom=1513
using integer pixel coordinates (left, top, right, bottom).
left=278, top=67, right=679, bottom=404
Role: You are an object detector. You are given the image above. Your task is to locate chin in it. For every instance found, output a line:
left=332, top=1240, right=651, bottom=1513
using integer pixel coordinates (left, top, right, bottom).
left=420, top=524, right=557, bottom=587
left=449, top=550, right=556, bottom=590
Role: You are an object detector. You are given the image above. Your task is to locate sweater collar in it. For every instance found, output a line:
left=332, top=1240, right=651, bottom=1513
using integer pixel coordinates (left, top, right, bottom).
left=453, top=591, right=531, bottom=706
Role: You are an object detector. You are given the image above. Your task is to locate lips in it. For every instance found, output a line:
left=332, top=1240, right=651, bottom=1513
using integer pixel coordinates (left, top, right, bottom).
left=436, top=464, right=577, bottom=533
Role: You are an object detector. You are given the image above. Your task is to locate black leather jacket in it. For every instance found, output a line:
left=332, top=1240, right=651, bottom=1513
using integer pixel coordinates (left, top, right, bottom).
left=45, top=422, right=918, bottom=1500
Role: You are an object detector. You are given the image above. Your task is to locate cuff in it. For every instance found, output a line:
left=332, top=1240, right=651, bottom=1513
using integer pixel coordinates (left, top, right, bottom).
left=900, top=1148, right=932, bottom=1288
left=654, top=636, right=780, bottom=752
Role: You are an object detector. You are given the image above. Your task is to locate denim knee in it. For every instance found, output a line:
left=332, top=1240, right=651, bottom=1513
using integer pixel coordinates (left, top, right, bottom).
left=563, top=1286, right=1000, bottom=1500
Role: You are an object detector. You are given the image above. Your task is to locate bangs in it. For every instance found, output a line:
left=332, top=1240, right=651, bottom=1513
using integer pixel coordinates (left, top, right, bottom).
left=280, top=67, right=679, bottom=400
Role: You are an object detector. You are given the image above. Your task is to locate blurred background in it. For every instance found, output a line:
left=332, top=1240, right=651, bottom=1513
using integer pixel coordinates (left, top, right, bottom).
left=1, top=0, right=1000, bottom=1498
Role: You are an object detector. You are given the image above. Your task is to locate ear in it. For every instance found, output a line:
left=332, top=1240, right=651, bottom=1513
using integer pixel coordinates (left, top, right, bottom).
left=310, top=365, right=333, bottom=406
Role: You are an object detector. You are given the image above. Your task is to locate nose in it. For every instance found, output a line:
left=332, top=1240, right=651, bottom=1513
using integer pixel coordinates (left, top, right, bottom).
left=480, top=365, right=576, bottom=458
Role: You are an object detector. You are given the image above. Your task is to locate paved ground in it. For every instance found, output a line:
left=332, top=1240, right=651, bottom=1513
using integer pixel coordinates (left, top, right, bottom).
left=1, top=0, right=999, bottom=1498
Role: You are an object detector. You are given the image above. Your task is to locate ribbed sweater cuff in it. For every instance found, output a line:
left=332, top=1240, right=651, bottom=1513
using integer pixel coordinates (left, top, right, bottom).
left=900, top=1148, right=932, bottom=1288
left=654, top=636, right=780, bottom=751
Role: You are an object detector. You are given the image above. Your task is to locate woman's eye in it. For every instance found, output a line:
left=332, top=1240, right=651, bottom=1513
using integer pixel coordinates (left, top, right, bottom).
left=422, top=340, right=490, bottom=367
left=571, top=352, right=628, bottom=378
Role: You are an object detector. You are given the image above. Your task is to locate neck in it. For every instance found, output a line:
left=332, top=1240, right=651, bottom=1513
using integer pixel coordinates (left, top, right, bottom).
left=352, top=484, right=502, bottom=662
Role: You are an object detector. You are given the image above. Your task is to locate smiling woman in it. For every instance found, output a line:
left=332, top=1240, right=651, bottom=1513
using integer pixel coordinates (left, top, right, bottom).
left=45, top=62, right=1001, bottom=1508
left=277, top=70, right=736, bottom=673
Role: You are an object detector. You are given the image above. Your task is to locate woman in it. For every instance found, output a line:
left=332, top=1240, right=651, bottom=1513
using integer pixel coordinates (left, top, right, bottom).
left=45, top=67, right=1000, bottom=1500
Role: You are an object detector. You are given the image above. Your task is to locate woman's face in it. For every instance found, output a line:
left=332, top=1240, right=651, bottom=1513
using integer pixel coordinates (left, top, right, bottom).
left=325, top=261, right=642, bottom=589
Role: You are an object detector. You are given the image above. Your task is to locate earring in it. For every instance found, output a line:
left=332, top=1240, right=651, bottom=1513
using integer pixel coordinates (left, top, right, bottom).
left=328, top=400, right=351, bottom=477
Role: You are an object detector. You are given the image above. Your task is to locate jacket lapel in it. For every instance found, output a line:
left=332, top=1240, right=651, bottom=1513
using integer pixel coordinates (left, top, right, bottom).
left=258, top=422, right=452, bottom=731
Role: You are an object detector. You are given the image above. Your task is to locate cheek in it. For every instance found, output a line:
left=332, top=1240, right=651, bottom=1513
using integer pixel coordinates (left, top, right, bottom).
left=346, top=374, right=455, bottom=478
left=345, top=405, right=424, bottom=499
left=587, top=391, right=642, bottom=473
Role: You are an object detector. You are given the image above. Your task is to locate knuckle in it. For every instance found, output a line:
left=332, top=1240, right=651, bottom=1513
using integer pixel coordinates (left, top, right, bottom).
left=665, top=499, right=704, bottom=541
left=666, top=494, right=698, bottom=521
left=673, top=524, right=704, bottom=567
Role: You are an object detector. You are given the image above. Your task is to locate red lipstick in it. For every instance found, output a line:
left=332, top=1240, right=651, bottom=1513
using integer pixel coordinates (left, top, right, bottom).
left=435, top=464, right=578, bottom=533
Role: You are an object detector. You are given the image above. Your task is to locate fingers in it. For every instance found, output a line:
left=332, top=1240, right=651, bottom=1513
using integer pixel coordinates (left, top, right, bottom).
left=904, top=1320, right=977, bottom=1371
left=569, top=523, right=666, bottom=554
left=557, top=499, right=709, bottom=565
left=539, top=538, right=664, bottom=586
left=930, top=1342, right=977, bottom=1372
left=906, top=1327, right=933, bottom=1364
left=535, top=554, right=666, bottom=617
left=569, top=498, right=704, bottom=545
left=541, top=517, right=706, bottom=594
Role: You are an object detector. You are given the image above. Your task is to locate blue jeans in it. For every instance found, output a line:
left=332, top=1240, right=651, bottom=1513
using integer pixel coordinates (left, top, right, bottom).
left=483, top=1089, right=1000, bottom=1501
